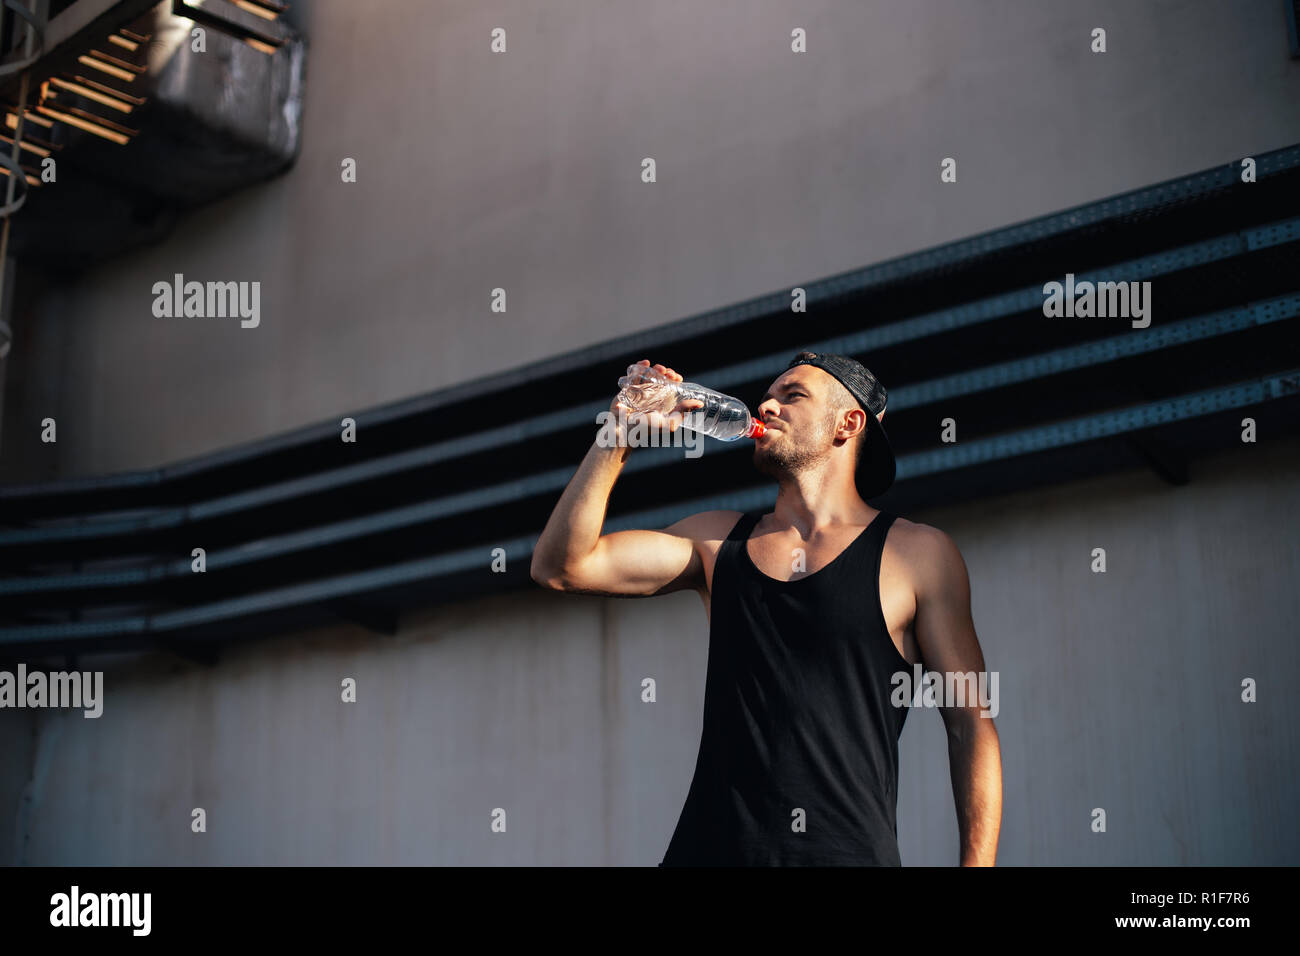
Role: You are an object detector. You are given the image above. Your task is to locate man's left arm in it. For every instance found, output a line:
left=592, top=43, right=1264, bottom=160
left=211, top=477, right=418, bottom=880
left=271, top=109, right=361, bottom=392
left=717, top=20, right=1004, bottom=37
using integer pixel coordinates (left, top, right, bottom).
left=911, top=526, right=1003, bottom=866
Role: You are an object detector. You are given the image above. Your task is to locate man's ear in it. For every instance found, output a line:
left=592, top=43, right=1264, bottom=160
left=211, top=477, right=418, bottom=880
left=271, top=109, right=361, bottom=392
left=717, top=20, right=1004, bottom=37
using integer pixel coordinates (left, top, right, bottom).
left=844, top=406, right=868, bottom=439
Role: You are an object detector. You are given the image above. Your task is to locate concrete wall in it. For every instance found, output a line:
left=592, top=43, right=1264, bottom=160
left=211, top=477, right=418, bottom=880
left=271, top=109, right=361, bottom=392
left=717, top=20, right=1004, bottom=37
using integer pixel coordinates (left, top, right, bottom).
left=3, top=1, right=1298, bottom=865
left=2, top=0, right=1298, bottom=478
left=9, top=440, right=1299, bottom=865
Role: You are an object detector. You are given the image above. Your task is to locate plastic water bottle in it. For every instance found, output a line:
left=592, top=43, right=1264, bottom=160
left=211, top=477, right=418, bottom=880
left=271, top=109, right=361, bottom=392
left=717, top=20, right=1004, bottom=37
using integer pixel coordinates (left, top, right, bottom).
left=615, top=364, right=766, bottom=441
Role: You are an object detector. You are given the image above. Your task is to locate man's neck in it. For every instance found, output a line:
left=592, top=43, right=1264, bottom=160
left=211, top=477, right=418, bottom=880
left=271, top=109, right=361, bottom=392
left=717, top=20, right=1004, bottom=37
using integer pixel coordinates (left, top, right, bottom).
left=770, top=473, right=873, bottom=536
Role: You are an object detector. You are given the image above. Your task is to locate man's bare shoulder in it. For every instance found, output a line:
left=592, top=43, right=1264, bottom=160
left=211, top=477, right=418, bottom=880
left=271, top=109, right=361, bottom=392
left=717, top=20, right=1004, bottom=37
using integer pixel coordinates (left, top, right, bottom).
left=886, top=516, right=968, bottom=586
left=663, top=509, right=746, bottom=545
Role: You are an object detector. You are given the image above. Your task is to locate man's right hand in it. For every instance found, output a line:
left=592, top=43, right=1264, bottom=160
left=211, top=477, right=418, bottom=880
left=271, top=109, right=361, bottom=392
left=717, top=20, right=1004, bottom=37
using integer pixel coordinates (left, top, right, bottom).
left=604, top=359, right=706, bottom=449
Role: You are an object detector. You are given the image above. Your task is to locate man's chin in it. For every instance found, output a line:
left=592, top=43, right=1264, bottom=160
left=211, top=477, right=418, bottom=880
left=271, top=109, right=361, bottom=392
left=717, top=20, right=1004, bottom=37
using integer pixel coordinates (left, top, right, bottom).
left=752, top=448, right=787, bottom=480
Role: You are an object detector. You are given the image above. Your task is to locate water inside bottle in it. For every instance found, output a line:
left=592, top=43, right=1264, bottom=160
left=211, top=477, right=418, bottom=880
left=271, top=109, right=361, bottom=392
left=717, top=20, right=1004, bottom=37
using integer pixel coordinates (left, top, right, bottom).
left=614, top=364, right=755, bottom=441
left=679, top=385, right=750, bottom=441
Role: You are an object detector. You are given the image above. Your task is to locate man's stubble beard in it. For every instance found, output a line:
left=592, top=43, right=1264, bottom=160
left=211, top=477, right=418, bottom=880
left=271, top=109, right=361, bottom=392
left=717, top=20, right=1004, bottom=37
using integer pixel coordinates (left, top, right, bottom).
left=752, top=413, right=836, bottom=483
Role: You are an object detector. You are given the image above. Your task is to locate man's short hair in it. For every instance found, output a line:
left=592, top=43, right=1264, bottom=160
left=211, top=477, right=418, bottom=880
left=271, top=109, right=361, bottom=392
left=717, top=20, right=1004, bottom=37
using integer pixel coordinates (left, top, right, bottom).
left=825, top=377, right=866, bottom=467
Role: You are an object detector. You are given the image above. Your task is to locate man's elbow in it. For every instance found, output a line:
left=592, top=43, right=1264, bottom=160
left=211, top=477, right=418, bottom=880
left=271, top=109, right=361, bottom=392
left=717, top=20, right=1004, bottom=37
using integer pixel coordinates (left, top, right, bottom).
left=531, top=546, right=603, bottom=591
left=530, top=555, right=568, bottom=591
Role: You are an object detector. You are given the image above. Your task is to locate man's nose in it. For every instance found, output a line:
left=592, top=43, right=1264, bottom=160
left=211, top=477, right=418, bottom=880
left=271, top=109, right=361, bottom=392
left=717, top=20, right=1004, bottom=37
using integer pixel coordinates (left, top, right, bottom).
left=757, top=397, right=780, bottom=419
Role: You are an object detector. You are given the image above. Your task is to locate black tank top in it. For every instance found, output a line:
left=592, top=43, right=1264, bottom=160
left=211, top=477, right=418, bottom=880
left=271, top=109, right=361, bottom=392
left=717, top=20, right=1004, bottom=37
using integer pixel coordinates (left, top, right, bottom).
left=660, top=508, right=909, bottom=866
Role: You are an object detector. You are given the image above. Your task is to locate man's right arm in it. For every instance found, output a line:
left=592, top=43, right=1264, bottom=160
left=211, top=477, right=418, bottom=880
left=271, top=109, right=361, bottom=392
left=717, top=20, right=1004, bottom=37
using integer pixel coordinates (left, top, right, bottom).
left=532, top=359, right=742, bottom=597
left=530, top=437, right=733, bottom=597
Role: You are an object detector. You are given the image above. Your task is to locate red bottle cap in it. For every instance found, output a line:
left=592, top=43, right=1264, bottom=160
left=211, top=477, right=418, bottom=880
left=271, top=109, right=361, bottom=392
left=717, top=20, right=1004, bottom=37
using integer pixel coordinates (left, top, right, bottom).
left=748, top=419, right=767, bottom=438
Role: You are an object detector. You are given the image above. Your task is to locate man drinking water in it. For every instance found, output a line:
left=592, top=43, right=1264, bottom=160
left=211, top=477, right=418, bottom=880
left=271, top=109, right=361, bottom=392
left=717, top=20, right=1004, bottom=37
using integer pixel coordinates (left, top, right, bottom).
left=531, top=352, right=1002, bottom=866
